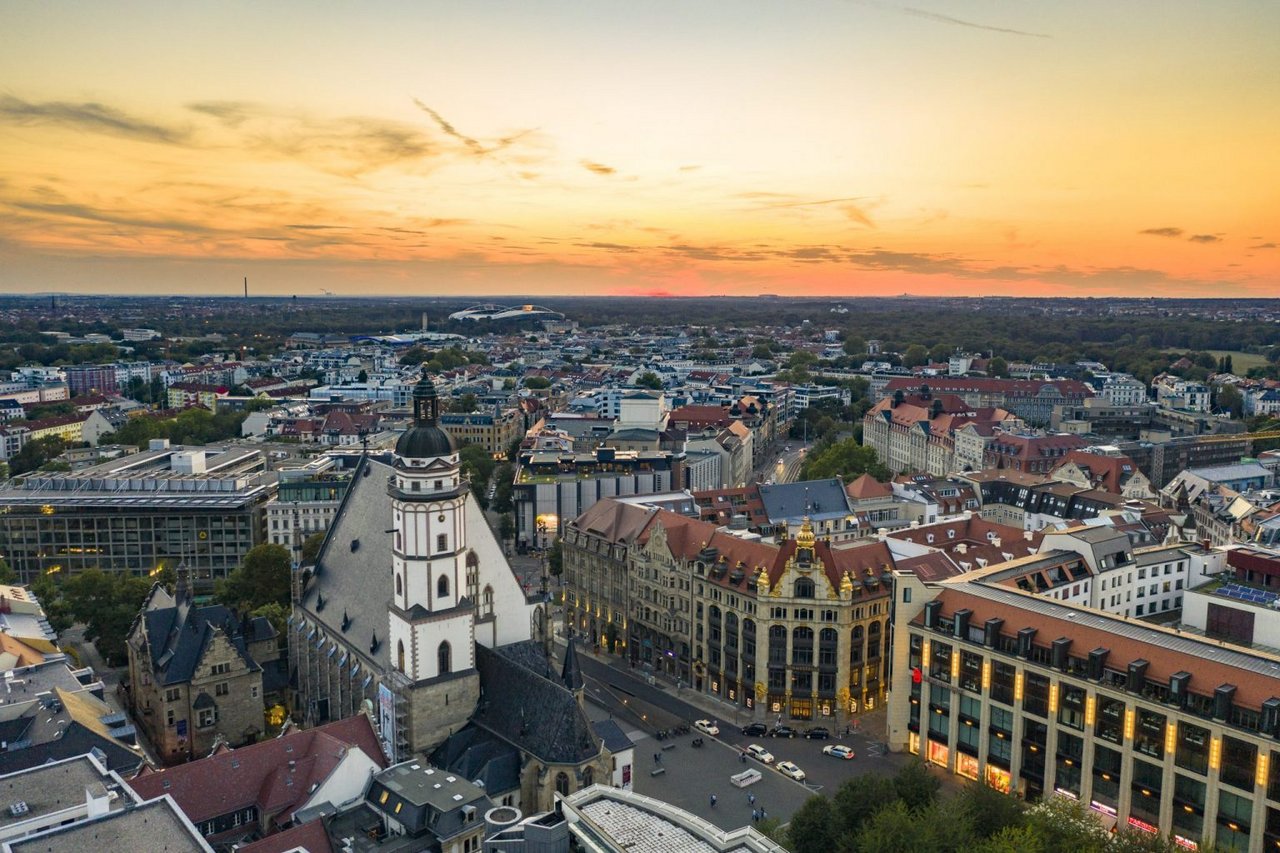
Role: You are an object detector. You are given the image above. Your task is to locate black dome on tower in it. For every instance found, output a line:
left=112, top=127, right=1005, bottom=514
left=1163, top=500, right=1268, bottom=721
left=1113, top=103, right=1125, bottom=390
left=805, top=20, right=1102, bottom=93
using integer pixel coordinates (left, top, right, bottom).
left=395, top=373, right=456, bottom=458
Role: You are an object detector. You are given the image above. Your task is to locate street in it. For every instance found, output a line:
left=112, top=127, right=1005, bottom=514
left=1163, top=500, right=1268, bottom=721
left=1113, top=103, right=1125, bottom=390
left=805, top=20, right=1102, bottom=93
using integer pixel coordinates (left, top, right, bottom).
left=574, top=643, right=910, bottom=827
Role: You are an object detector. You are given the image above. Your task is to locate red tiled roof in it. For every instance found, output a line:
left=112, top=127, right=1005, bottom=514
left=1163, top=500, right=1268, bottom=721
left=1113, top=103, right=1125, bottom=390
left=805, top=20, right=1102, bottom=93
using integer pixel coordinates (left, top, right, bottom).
left=237, top=818, right=334, bottom=853
left=126, top=715, right=386, bottom=828
left=846, top=474, right=892, bottom=500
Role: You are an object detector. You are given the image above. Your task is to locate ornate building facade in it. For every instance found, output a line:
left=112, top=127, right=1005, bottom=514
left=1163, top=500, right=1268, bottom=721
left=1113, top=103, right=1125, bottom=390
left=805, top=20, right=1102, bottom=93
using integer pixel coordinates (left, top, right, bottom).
left=563, top=499, right=895, bottom=727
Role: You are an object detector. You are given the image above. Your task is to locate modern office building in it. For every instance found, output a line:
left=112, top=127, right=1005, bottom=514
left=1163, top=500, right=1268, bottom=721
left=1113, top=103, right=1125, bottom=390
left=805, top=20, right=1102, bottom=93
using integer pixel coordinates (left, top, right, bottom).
left=890, top=565, right=1280, bottom=851
left=0, top=442, right=274, bottom=586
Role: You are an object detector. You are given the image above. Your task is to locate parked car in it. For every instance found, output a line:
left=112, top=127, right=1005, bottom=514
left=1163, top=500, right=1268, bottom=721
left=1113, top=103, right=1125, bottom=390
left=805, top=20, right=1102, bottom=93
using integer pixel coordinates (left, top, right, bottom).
left=742, top=722, right=769, bottom=737
left=694, top=719, right=720, bottom=736
left=746, top=744, right=775, bottom=764
left=804, top=726, right=831, bottom=740
left=823, top=744, right=856, bottom=760
left=770, top=725, right=798, bottom=739
left=776, top=760, right=806, bottom=781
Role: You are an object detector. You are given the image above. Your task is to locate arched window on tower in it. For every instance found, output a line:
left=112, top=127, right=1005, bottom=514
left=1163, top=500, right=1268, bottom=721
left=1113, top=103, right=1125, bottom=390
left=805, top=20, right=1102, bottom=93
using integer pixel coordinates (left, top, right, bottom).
left=555, top=772, right=570, bottom=796
left=397, top=640, right=406, bottom=674
left=395, top=574, right=402, bottom=596
left=483, top=585, right=494, bottom=618
left=794, top=577, right=815, bottom=598
left=438, top=574, right=450, bottom=598
left=438, top=641, right=451, bottom=675
left=582, top=767, right=594, bottom=788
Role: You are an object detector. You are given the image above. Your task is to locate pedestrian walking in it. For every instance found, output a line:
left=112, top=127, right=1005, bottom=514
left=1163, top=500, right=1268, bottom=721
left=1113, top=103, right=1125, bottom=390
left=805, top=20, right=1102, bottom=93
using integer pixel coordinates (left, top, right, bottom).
left=761, top=808, right=767, bottom=820
left=739, top=751, right=747, bottom=764
left=748, top=793, right=756, bottom=806
left=654, top=752, right=660, bottom=764
left=752, top=809, right=759, bottom=822
left=710, top=794, right=717, bottom=807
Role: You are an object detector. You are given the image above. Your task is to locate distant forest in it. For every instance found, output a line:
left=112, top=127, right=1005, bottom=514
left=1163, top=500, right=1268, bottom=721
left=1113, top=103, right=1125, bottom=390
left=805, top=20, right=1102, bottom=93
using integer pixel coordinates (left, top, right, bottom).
left=1, top=296, right=1279, bottom=377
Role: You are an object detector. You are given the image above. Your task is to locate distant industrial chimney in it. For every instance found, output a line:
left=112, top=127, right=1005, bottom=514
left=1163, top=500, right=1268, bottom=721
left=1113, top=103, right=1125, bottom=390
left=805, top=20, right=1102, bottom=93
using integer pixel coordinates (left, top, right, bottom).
left=421, top=311, right=429, bottom=331
left=244, top=276, right=249, bottom=299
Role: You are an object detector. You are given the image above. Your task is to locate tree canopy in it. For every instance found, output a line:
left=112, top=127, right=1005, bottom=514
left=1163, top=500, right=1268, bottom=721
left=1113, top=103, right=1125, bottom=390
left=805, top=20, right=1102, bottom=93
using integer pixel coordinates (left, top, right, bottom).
left=800, top=437, right=891, bottom=483
left=217, top=543, right=292, bottom=614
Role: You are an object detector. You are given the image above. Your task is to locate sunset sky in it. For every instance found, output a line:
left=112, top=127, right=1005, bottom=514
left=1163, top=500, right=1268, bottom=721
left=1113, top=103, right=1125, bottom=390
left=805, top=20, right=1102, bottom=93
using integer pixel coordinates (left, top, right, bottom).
left=1, top=1, right=1277, bottom=299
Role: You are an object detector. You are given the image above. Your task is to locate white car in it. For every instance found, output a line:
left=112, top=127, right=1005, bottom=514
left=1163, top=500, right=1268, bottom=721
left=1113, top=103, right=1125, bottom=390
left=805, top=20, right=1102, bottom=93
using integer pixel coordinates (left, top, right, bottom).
left=823, top=744, right=856, bottom=760
left=746, top=744, right=774, bottom=764
left=694, top=719, right=720, bottom=736
left=776, top=760, right=806, bottom=781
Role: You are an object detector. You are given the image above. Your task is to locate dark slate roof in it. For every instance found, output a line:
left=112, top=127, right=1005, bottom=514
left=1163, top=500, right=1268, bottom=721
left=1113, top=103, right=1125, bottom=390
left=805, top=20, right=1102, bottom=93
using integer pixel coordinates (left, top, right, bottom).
left=395, top=424, right=456, bottom=459
left=0, top=721, right=142, bottom=776
left=591, top=719, right=632, bottom=754
left=561, top=637, right=584, bottom=691
left=759, top=478, right=853, bottom=522
left=143, top=600, right=263, bottom=687
left=299, top=455, right=396, bottom=673
left=429, top=725, right=522, bottom=795
left=473, top=642, right=600, bottom=765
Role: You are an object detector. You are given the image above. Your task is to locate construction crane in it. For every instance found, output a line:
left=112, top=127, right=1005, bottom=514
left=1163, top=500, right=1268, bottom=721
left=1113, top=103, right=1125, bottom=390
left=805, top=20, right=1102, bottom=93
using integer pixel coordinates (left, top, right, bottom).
left=1193, top=428, right=1280, bottom=445
left=319, top=288, right=335, bottom=297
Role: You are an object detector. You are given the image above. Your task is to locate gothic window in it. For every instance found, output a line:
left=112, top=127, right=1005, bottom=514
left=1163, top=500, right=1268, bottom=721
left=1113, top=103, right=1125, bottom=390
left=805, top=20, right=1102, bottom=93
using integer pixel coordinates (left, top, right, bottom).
left=437, top=533, right=448, bottom=553
left=438, top=641, right=451, bottom=675
left=555, top=772, right=570, bottom=796
left=794, top=577, right=815, bottom=598
left=438, top=574, right=450, bottom=598
left=397, top=640, right=406, bottom=674
left=582, top=767, right=594, bottom=787
left=483, top=585, right=494, bottom=618
left=396, top=574, right=402, bottom=596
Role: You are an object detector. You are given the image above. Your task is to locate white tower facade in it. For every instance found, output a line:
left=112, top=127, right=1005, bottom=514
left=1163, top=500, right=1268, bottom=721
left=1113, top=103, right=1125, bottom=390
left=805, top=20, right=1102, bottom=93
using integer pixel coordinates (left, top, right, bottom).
left=387, top=374, right=476, bottom=685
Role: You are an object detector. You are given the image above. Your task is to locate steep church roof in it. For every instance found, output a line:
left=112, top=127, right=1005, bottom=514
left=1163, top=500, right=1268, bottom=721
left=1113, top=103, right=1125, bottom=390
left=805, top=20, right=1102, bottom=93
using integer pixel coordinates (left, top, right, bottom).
left=473, top=642, right=600, bottom=766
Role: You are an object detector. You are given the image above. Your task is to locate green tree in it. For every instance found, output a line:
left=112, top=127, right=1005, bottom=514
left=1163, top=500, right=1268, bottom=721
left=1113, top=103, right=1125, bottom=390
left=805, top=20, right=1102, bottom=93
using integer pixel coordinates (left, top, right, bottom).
left=843, top=335, right=867, bottom=357
left=800, top=438, right=890, bottom=482
left=357, top=368, right=369, bottom=383
left=0, top=557, right=16, bottom=585
left=449, top=393, right=479, bottom=413
left=987, top=356, right=1009, bottom=377
left=752, top=343, right=775, bottom=360
left=902, top=344, right=929, bottom=368
left=492, top=463, right=515, bottom=513
left=953, top=781, right=1025, bottom=841
left=893, top=758, right=941, bottom=811
left=61, top=569, right=152, bottom=666
left=524, top=376, right=552, bottom=390
left=499, top=512, right=516, bottom=545
left=855, top=800, right=945, bottom=853
left=300, top=531, right=327, bottom=566
left=831, top=774, right=899, bottom=839
left=459, top=443, right=497, bottom=508
left=547, top=538, right=563, bottom=576
left=1215, top=383, right=1244, bottom=419
left=251, top=601, right=290, bottom=640
left=789, top=795, right=841, bottom=853
left=10, top=435, right=66, bottom=475
left=929, top=343, right=953, bottom=364
left=634, top=371, right=663, bottom=390
left=28, top=575, right=74, bottom=635
left=217, top=543, right=292, bottom=613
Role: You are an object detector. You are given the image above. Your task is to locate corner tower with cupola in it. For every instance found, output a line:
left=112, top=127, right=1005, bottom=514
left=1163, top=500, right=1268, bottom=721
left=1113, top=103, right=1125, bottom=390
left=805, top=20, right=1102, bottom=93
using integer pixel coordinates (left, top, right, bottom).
left=387, top=372, right=480, bottom=749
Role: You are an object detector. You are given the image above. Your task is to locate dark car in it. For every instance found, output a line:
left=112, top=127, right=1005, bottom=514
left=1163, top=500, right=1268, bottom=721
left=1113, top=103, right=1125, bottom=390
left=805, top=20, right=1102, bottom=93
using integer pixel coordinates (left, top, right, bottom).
left=770, top=726, right=798, bottom=739
left=742, top=722, right=769, bottom=737
left=805, top=726, right=831, bottom=740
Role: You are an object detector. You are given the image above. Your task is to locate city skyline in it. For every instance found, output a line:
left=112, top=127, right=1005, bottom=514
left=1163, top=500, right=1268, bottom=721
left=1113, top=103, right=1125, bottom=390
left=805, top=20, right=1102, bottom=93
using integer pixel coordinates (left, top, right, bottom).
left=1, top=1, right=1276, bottom=299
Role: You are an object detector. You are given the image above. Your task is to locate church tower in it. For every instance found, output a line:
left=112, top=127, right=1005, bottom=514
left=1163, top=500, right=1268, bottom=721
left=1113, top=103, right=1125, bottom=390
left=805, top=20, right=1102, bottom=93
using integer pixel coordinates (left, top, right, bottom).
left=387, top=372, right=480, bottom=749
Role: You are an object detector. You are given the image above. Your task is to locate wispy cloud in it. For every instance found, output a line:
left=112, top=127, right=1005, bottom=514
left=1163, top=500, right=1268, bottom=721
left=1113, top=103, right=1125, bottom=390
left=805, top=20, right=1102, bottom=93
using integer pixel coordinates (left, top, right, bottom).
left=11, top=200, right=215, bottom=233
left=748, top=195, right=879, bottom=228
left=1250, top=242, right=1276, bottom=249
left=1188, top=234, right=1222, bottom=243
left=581, top=160, right=616, bottom=176
left=411, top=99, right=532, bottom=158
left=856, top=1, right=1050, bottom=38
left=0, top=95, right=187, bottom=144
left=1139, top=226, right=1183, bottom=238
